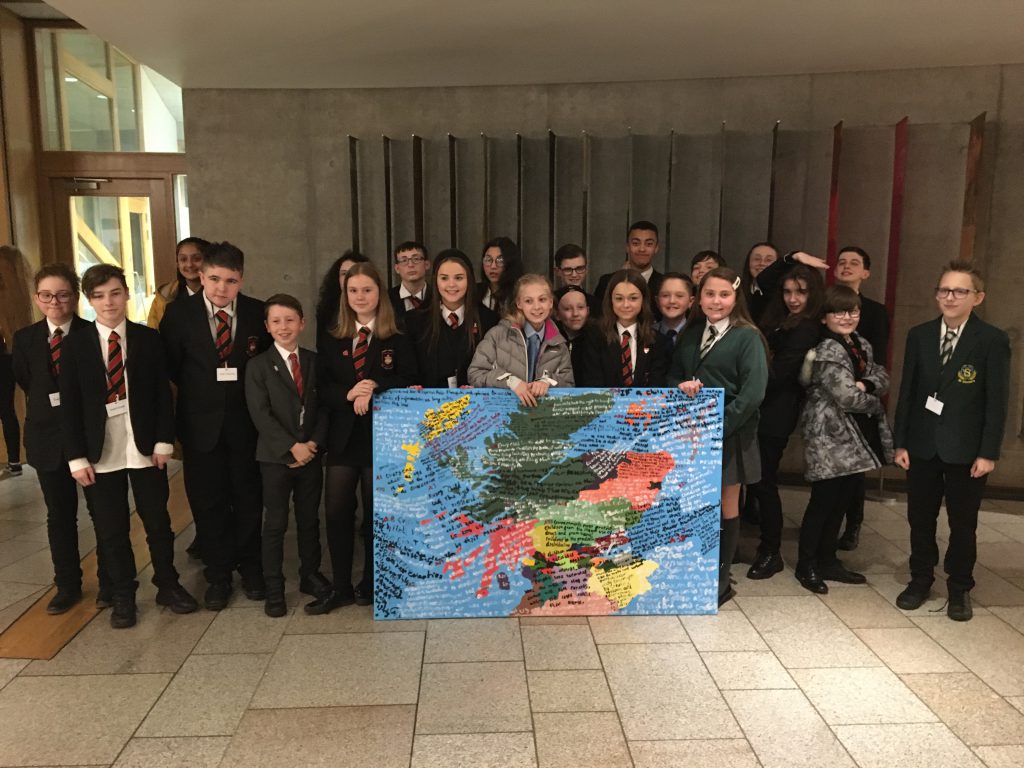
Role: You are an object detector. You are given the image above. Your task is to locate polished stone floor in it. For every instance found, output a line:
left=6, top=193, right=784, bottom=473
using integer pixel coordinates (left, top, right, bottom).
left=1, top=463, right=1024, bottom=767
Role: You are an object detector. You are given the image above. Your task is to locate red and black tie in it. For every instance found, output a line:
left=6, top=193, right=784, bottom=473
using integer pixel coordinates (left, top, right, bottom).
left=214, top=310, right=232, bottom=363
left=106, top=330, right=126, bottom=403
left=288, top=352, right=304, bottom=400
left=409, top=295, right=422, bottom=310
left=49, top=327, right=63, bottom=378
left=448, top=312, right=459, bottom=329
left=621, top=330, right=633, bottom=387
left=353, top=326, right=370, bottom=381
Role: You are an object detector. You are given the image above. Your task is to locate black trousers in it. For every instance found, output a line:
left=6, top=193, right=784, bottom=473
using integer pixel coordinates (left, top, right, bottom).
left=0, top=356, right=19, bottom=464
left=84, top=466, right=179, bottom=597
left=38, top=465, right=111, bottom=593
left=842, top=472, right=866, bottom=531
left=798, top=473, right=863, bottom=571
left=907, top=454, right=986, bottom=592
left=183, top=436, right=263, bottom=585
left=748, top=434, right=788, bottom=552
left=324, top=464, right=373, bottom=593
left=260, top=459, right=324, bottom=593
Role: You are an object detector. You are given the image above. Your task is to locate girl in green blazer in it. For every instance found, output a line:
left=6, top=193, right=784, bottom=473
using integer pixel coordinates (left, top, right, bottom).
left=667, top=267, right=769, bottom=606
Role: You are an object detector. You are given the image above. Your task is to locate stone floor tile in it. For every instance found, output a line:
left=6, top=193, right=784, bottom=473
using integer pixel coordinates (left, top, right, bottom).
left=0, top=578, right=43, bottom=611
left=0, top=537, right=48, bottom=570
left=0, top=546, right=56, bottom=584
left=724, top=688, right=855, bottom=767
left=137, top=653, right=270, bottom=736
left=0, top=588, right=46, bottom=633
left=700, top=650, right=796, bottom=689
left=191, top=604, right=288, bottom=655
left=839, top=532, right=912, bottom=574
left=417, top=661, right=531, bottom=734
left=901, top=672, right=1024, bottom=746
left=252, top=632, right=423, bottom=708
left=220, top=705, right=415, bottom=768
left=25, top=609, right=214, bottom=675
left=974, top=745, right=1024, bottom=768
left=285, top=604, right=425, bottom=634
left=821, top=587, right=915, bottom=628
left=1009, top=696, right=1024, bottom=715
left=527, top=669, right=615, bottom=712
left=990, top=606, right=1024, bottom=633
left=424, top=618, right=523, bottom=662
left=629, top=739, right=759, bottom=768
left=112, top=736, right=230, bottom=768
left=600, top=642, right=740, bottom=740
left=411, top=733, right=537, bottom=768
left=517, top=616, right=589, bottom=625
left=0, top=673, right=170, bottom=765
left=521, top=624, right=601, bottom=670
left=587, top=615, right=689, bottom=644
left=0, top=519, right=45, bottom=543
left=729, top=567, right=811, bottom=597
left=985, top=521, right=1024, bottom=544
left=737, top=595, right=881, bottom=668
left=977, top=541, right=1024, bottom=580
left=834, top=723, right=985, bottom=768
left=913, top=616, right=1024, bottom=696
left=679, top=610, right=767, bottom=651
left=534, top=712, right=631, bottom=768
left=0, top=658, right=29, bottom=691
left=791, top=667, right=936, bottom=725
left=970, top=565, right=1024, bottom=608
left=855, top=626, right=968, bottom=673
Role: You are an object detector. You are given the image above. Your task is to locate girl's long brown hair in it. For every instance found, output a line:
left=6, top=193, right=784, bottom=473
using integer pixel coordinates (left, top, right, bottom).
left=425, top=249, right=486, bottom=353
left=689, top=266, right=768, bottom=354
left=331, top=261, right=400, bottom=340
left=599, top=269, right=657, bottom=347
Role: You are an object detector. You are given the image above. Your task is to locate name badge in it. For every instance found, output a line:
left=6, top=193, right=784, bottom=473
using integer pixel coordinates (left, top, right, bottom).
left=216, top=367, right=239, bottom=382
left=49, top=392, right=61, bottom=407
left=925, top=395, right=944, bottom=415
left=105, top=399, right=128, bottom=417
left=447, top=375, right=459, bottom=389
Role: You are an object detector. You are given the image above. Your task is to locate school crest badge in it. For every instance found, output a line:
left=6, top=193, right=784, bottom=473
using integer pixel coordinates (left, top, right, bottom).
left=246, top=336, right=259, bottom=356
left=957, top=364, right=977, bottom=384
left=381, top=349, right=394, bottom=370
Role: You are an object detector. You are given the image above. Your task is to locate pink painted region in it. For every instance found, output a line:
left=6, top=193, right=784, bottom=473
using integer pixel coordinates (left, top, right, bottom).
left=578, top=451, right=675, bottom=512
left=441, top=516, right=540, bottom=599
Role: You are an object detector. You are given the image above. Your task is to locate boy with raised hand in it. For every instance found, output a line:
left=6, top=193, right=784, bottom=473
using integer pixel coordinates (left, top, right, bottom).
left=893, top=260, right=1010, bottom=622
left=61, top=264, right=197, bottom=628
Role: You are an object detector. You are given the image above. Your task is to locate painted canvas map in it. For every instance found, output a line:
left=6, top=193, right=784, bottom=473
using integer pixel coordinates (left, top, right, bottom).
left=373, top=388, right=723, bottom=618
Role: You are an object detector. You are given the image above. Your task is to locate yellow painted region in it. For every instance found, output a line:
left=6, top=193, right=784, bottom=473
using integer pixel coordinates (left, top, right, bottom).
left=422, top=395, right=471, bottom=440
left=531, top=522, right=570, bottom=557
left=396, top=485, right=405, bottom=494
left=589, top=559, right=658, bottom=609
left=401, top=441, right=422, bottom=483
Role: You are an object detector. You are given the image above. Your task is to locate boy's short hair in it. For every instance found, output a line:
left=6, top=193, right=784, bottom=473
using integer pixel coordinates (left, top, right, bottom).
left=690, top=250, right=724, bottom=269
left=82, top=264, right=127, bottom=296
left=393, top=240, right=428, bottom=262
left=939, top=259, right=985, bottom=292
left=554, top=243, right=586, bottom=267
left=627, top=220, right=659, bottom=240
left=34, top=262, right=81, bottom=294
left=202, top=242, right=245, bottom=274
left=659, top=271, right=695, bottom=293
left=823, top=284, right=862, bottom=314
left=264, top=293, right=304, bottom=319
left=838, top=246, right=871, bottom=270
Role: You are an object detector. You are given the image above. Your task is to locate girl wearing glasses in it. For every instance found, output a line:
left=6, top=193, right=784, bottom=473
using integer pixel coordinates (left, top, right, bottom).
left=796, top=285, right=892, bottom=594
left=478, top=237, right=524, bottom=315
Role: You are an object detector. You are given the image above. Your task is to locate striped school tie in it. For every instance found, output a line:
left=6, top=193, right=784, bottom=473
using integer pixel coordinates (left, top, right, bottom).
left=106, top=330, right=126, bottom=403
left=700, top=325, right=718, bottom=359
left=214, top=310, right=233, bottom=362
left=621, top=330, right=633, bottom=386
left=353, top=326, right=370, bottom=381
left=49, top=327, right=63, bottom=378
left=409, top=295, right=421, bottom=310
left=940, top=329, right=956, bottom=367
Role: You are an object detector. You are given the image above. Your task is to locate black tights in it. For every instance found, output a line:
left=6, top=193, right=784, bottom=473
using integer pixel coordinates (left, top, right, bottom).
left=324, top=464, right=373, bottom=592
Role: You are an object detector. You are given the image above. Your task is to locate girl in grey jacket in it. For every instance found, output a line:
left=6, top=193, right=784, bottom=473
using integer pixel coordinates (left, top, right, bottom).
left=795, top=285, right=893, bottom=594
left=468, top=274, right=574, bottom=407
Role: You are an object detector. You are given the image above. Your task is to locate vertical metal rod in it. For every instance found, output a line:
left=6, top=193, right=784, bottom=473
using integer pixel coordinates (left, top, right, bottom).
left=716, top=122, right=726, bottom=255
left=516, top=133, right=523, bottom=245
left=767, top=120, right=780, bottom=242
left=448, top=133, right=458, bottom=248
left=348, top=135, right=360, bottom=252
left=826, top=120, right=844, bottom=284
left=626, top=127, right=634, bottom=230
left=547, top=129, right=556, bottom=277
left=884, top=117, right=909, bottom=372
left=959, top=112, right=987, bottom=263
left=581, top=131, right=590, bottom=258
left=382, top=134, right=393, bottom=287
left=482, top=133, right=490, bottom=243
left=664, top=130, right=675, bottom=271
left=412, top=134, right=424, bottom=244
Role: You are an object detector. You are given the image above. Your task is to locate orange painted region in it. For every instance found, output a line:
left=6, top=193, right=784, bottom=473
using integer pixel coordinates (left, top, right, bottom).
left=578, top=451, right=675, bottom=511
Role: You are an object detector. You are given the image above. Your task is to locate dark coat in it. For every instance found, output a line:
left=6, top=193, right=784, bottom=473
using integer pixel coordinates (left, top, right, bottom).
left=408, top=304, right=499, bottom=388
left=857, top=294, right=891, bottom=367
left=758, top=317, right=821, bottom=439
left=160, top=291, right=271, bottom=452
left=59, top=321, right=174, bottom=464
left=12, top=316, right=91, bottom=470
left=317, top=330, right=417, bottom=466
left=894, top=315, right=1010, bottom=463
left=387, top=284, right=431, bottom=330
left=576, top=326, right=670, bottom=388
left=245, top=346, right=328, bottom=464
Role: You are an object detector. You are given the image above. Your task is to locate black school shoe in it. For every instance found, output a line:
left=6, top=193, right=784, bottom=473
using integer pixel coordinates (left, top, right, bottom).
left=47, top=588, right=83, bottom=615
left=837, top=525, right=860, bottom=551
left=204, top=581, right=233, bottom=611
left=299, top=572, right=333, bottom=597
left=96, top=588, right=113, bottom=609
left=155, top=583, right=199, bottom=614
left=896, top=581, right=931, bottom=610
left=241, top=577, right=267, bottom=601
left=264, top=592, right=288, bottom=618
left=110, top=594, right=137, bottom=629
left=747, top=550, right=784, bottom=580
left=947, top=589, right=973, bottom=622
left=819, top=562, right=867, bottom=585
left=7, top=462, right=23, bottom=476
left=795, top=567, right=829, bottom=594
left=304, top=589, right=355, bottom=615
left=354, top=584, right=373, bottom=607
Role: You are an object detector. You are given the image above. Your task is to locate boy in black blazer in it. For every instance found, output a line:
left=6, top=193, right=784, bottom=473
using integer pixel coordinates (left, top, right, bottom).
left=13, top=263, right=111, bottom=613
left=245, top=294, right=331, bottom=617
left=61, top=265, right=197, bottom=628
left=386, top=241, right=430, bottom=329
left=894, top=260, right=1010, bottom=621
left=160, top=242, right=272, bottom=610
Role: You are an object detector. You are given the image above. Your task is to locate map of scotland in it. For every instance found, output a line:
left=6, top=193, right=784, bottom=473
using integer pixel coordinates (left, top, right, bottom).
left=373, top=388, right=724, bottom=618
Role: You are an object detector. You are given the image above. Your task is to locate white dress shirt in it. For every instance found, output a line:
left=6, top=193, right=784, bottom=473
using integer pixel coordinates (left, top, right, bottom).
left=203, top=294, right=236, bottom=343
left=275, top=342, right=302, bottom=382
left=441, top=304, right=465, bottom=327
left=399, top=284, right=425, bottom=311
left=47, top=318, right=72, bottom=340
left=940, top=316, right=967, bottom=357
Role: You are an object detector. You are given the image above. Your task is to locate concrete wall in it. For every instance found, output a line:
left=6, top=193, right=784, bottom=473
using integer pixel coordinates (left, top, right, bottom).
left=183, top=64, right=1024, bottom=488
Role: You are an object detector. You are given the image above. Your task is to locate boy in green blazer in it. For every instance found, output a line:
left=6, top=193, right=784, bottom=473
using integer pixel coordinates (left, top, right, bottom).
left=893, top=260, right=1010, bottom=621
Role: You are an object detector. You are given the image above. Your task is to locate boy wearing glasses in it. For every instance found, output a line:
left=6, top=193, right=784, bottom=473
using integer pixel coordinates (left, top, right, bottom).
left=388, top=241, right=430, bottom=328
left=894, top=260, right=1010, bottom=621
left=553, top=244, right=599, bottom=315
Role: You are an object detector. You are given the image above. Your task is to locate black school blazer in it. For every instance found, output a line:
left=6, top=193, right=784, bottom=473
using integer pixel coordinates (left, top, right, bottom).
left=409, top=304, right=499, bottom=388
left=59, top=320, right=174, bottom=464
left=13, top=315, right=91, bottom=470
left=576, top=327, right=670, bottom=388
left=317, top=330, right=417, bottom=457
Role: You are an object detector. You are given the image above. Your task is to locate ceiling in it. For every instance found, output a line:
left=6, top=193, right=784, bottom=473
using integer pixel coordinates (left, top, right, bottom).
left=32, top=1, right=1024, bottom=89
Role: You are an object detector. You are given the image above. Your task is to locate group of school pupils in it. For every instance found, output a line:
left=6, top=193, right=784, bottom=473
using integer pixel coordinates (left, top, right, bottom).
left=11, top=219, right=1009, bottom=629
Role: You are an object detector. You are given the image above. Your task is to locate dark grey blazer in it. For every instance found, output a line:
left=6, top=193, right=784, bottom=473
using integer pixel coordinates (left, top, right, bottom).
left=244, top=346, right=328, bottom=465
